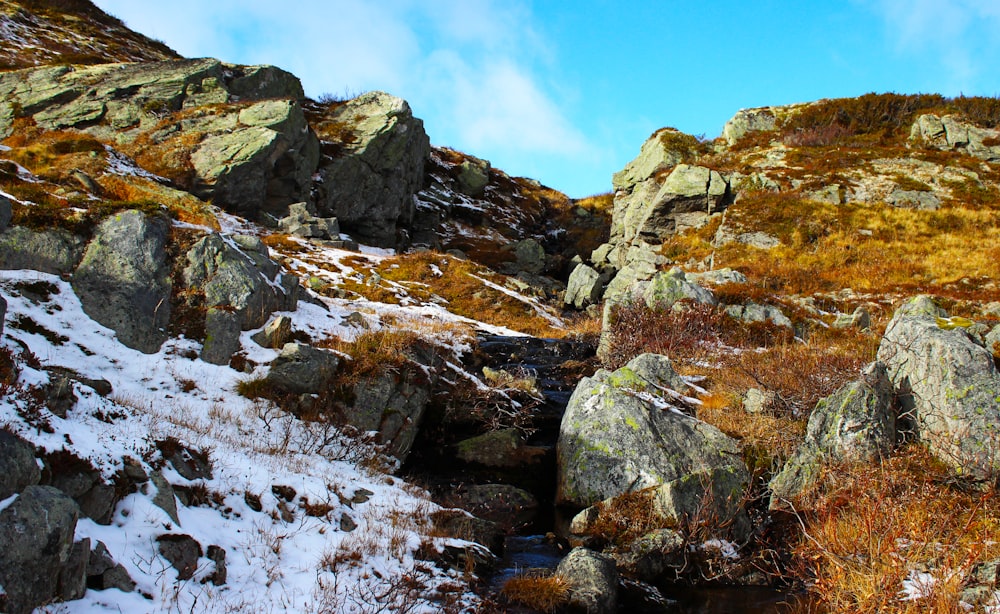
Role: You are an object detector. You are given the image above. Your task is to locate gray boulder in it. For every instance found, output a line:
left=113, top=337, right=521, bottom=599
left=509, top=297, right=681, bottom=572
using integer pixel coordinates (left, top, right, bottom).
left=725, top=302, right=793, bottom=328
left=265, top=342, right=339, bottom=395
left=910, top=114, right=1000, bottom=162
left=0, top=430, right=39, bottom=500
left=888, top=188, right=940, bottom=210
left=0, top=485, right=79, bottom=614
left=565, top=263, right=610, bottom=310
left=616, top=164, right=730, bottom=248
left=556, top=548, right=619, bottom=614
left=455, top=428, right=545, bottom=469
left=770, top=362, right=895, bottom=504
left=72, top=211, right=171, bottom=354
left=156, top=534, right=202, bottom=581
left=557, top=354, right=748, bottom=509
left=456, top=157, right=490, bottom=196
left=833, top=305, right=872, bottom=330
left=0, top=227, right=85, bottom=275
left=510, top=238, right=546, bottom=275
left=722, top=107, right=778, bottom=145
left=877, top=297, right=1000, bottom=479
left=644, top=267, right=718, bottom=310
left=315, top=91, right=430, bottom=247
left=344, top=366, right=432, bottom=462
left=88, top=541, right=137, bottom=593
left=183, top=233, right=296, bottom=364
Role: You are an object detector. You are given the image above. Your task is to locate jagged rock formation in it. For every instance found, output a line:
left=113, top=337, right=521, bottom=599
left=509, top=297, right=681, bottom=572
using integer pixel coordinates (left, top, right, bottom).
left=910, top=114, right=1000, bottom=162
left=313, top=91, right=429, bottom=247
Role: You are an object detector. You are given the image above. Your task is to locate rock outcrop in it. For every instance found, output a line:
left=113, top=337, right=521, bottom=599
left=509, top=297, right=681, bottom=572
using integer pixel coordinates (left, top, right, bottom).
left=314, top=91, right=430, bottom=247
left=72, top=210, right=171, bottom=354
left=557, top=353, right=748, bottom=513
left=877, top=296, right=1000, bottom=479
left=910, top=114, right=1000, bottom=162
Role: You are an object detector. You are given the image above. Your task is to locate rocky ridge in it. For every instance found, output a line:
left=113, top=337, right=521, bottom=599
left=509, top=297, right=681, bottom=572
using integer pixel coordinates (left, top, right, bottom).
left=1, top=2, right=1000, bottom=613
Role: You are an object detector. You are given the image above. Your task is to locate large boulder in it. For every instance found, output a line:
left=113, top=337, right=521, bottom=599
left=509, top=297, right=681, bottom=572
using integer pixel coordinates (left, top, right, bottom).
left=877, top=297, right=1000, bottom=479
left=183, top=233, right=297, bottom=364
left=72, top=210, right=171, bottom=353
left=0, top=430, right=40, bottom=500
left=564, top=263, right=610, bottom=310
left=0, top=485, right=80, bottom=614
left=0, top=227, right=86, bottom=275
left=557, top=354, right=748, bottom=510
left=770, top=362, right=896, bottom=504
left=190, top=99, right=319, bottom=217
left=555, top=548, right=619, bottom=614
left=612, top=162, right=730, bottom=251
left=343, top=365, right=433, bottom=462
left=314, top=91, right=430, bottom=247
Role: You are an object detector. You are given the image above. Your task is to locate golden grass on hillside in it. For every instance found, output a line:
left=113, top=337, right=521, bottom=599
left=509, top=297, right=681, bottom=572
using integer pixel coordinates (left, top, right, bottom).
left=345, top=251, right=566, bottom=337
left=791, top=447, right=1000, bottom=613
left=711, top=192, right=1000, bottom=299
left=98, top=174, right=218, bottom=229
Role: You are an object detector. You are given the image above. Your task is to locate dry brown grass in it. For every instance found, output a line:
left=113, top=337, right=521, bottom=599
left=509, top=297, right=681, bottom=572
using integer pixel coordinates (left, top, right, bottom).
left=500, top=573, right=570, bottom=612
left=321, top=328, right=422, bottom=383
left=790, top=446, right=1000, bottom=613
left=712, top=192, right=1000, bottom=299
left=97, top=174, right=218, bottom=229
left=347, top=251, right=566, bottom=337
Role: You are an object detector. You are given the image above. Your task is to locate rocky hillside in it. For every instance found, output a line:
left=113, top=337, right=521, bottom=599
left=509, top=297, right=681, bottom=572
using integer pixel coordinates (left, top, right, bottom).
left=2, top=1, right=1000, bottom=613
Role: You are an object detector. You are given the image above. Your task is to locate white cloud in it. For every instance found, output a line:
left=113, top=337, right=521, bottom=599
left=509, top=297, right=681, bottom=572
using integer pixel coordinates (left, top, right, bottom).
left=866, top=0, right=1000, bottom=94
left=93, top=0, right=596, bottom=174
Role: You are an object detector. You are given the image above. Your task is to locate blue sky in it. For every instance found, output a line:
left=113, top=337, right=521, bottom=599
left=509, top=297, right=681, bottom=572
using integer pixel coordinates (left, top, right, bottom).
left=92, top=0, right=1000, bottom=198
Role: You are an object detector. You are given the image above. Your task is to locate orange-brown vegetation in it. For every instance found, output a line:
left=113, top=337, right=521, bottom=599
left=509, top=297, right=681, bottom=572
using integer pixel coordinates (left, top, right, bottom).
left=500, top=573, right=570, bottom=613
left=790, top=447, right=1000, bottom=613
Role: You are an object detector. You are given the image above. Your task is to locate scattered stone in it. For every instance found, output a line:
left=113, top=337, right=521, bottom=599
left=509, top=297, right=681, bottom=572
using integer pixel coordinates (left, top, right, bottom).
left=556, top=547, right=619, bottom=614
left=743, top=388, right=775, bottom=414
left=644, top=267, right=718, bottom=310
left=725, top=301, right=793, bottom=328
left=265, top=342, right=339, bottom=395
left=832, top=305, right=872, bottom=330
left=206, top=545, right=227, bottom=586
left=278, top=202, right=340, bottom=239
left=150, top=471, right=180, bottom=525
left=156, top=534, right=203, bottom=581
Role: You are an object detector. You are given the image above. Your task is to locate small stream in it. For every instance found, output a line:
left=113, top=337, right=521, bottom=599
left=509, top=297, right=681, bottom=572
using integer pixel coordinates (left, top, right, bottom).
left=406, top=335, right=796, bottom=613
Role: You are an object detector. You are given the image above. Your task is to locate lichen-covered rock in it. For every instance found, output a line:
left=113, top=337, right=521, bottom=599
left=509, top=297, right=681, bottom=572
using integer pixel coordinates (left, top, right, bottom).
left=0, top=485, right=79, bottom=614
left=770, top=362, right=895, bottom=504
left=343, top=365, right=432, bottom=462
left=725, top=301, right=793, bottom=328
left=72, top=210, right=171, bottom=353
left=722, top=107, right=778, bottom=145
left=0, top=227, right=86, bottom=275
left=0, top=430, right=39, bottom=500
left=252, top=315, right=293, bottom=349
left=877, top=297, right=1000, bottom=479
left=0, top=58, right=303, bottom=135
left=314, top=91, right=430, bottom=247
left=455, top=428, right=545, bottom=469
left=616, top=163, right=730, bottom=248
left=556, top=547, right=619, bottom=614
left=910, top=114, right=1000, bottom=162
left=265, top=342, right=339, bottom=395
left=557, top=353, right=748, bottom=508
left=644, top=267, right=718, bottom=310
left=183, top=233, right=296, bottom=364
left=564, top=263, right=611, bottom=310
